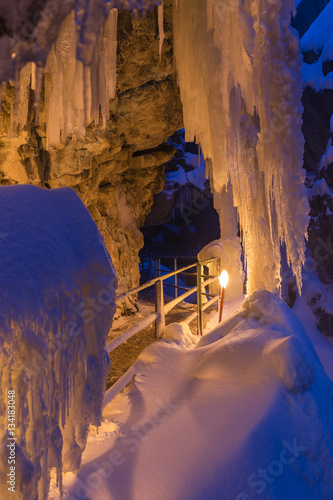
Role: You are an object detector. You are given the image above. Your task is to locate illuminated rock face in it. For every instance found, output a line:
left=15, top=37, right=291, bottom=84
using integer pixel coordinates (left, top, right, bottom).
left=0, top=2, right=183, bottom=309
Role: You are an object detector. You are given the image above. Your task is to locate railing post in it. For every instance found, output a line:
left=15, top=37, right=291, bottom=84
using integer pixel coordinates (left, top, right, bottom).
left=174, top=258, right=178, bottom=299
left=158, top=258, right=161, bottom=277
left=217, top=257, right=221, bottom=311
left=197, top=261, right=203, bottom=336
left=155, top=279, right=165, bottom=339
left=149, top=254, right=152, bottom=279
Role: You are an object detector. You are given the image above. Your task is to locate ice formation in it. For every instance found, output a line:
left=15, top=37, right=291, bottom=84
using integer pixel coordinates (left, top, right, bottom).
left=0, top=1, right=162, bottom=82
left=173, top=0, right=309, bottom=294
left=158, top=1, right=165, bottom=60
left=0, top=186, right=117, bottom=499
left=8, top=7, right=118, bottom=148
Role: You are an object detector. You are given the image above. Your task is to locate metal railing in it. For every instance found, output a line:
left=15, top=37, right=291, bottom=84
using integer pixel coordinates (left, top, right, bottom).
left=103, top=256, right=220, bottom=407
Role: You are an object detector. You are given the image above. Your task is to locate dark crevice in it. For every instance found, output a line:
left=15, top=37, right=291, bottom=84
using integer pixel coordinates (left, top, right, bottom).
left=132, top=144, right=174, bottom=157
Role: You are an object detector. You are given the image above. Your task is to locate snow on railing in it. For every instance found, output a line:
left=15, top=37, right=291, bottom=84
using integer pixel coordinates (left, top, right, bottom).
left=104, top=256, right=221, bottom=407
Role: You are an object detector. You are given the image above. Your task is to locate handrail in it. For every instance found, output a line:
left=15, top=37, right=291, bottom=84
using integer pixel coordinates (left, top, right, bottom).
left=103, top=365, right=136, bottom=408
left=116, top=262, right=197, bottom=302
left=106, top=312, right=158, bottom=353
left=105, top=255, right=221, bottom=406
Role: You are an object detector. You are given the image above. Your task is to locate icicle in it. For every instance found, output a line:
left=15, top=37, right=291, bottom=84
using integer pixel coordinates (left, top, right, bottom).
left=173, top=0, right=309, bottom=294
left=13, top=65, right=20, bottom=131
left=158, top=2, right=165, bottom=61
left=34, top=64, right=44, bottom=125
left=84, top=65, right=92, bottom=127
left=31, top=63, right=36, bottom=91
left=16, top=63, right=33, bottom=133
left=99, top=9, right=118, bottom=127
left=41, top=7, right=117, bottom=148
left=90, top=8, right=118, bottom=127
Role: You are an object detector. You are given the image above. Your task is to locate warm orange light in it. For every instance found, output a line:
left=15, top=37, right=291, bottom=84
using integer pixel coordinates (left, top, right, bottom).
left=219, top=270, right=229, bottom=289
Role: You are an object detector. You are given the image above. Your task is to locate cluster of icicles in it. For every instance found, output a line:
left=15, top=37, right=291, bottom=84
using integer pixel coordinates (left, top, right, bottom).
left=173, top=0, right=309, bottom=295
left=4, top=0, right=165, bottom=150
left=5, top=8, right=118, bottom=149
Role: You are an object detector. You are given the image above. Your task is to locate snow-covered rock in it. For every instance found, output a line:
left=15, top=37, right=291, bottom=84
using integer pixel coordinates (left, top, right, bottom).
left=301, top=0, right=333, bottom=90
left=0, top=185, right=117, bottom=499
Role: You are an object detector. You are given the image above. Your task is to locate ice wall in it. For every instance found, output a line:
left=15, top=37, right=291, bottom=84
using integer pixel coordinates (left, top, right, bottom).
left=0, top=185, right=117, bottom=499
left=173, top=0, right=309, bottom=294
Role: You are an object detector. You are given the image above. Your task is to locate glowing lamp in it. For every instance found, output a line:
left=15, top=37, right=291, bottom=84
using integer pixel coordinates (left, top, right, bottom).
left=218, top=270, right=229, bottom=323
left=219, top=270, right=229, bottom=289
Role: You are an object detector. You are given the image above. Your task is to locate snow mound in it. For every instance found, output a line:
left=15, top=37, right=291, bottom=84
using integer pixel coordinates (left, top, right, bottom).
left=161, top=322, right=198, bottom=348
left=301, top=0, right=333, bottom=90
left=64, top=290, right=333, bottom=500
left=0, top=185, right=117, bottom=500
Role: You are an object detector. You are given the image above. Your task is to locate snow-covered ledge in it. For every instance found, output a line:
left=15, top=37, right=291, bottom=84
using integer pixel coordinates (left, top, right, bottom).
left=0, top=185, right=117, bottom=499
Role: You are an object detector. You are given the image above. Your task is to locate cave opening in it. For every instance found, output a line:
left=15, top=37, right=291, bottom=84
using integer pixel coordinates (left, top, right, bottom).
left=139, top=129, right=220, bottom=283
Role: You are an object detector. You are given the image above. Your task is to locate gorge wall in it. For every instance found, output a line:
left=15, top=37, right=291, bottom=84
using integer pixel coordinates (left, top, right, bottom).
left=0, top=1, right=183, bottom=312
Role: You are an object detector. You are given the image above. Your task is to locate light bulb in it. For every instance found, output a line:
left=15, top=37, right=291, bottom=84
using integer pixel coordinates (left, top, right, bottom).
left=219, top=270, right=229, bottom=288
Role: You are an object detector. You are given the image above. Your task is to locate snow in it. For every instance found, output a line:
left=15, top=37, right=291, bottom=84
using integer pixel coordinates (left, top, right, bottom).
left=50, top=290, right=333, bottom=500
left=310, top=177, right=333, bottom=198
left=320, top=137, right=333, bottom=171
left=301, top=0, right=333, bottom=90
left=0, top=185, right=117, bottom=499
left=165, top=153, right=206, bottom=192
left=293, top=275, right=333, bottom=381
left=161, top=322, right=198, bottom=348
left=173, top=0, right=309, bottom=295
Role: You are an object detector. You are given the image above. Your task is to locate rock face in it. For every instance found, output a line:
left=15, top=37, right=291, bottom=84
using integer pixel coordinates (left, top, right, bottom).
left=302, top=88, right=333, bottom=335
left=0, top=2, right=183, bottom=312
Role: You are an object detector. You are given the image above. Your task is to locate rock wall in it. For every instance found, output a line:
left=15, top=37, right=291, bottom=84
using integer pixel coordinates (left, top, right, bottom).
left=0, top=2, right=183, bottom=312
left=302, top=88, right=333, bottom=335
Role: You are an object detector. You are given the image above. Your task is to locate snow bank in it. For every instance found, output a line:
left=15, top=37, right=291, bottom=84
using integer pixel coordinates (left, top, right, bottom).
left=301, top=0, right=333, bottom=90
left=60, top=290, right=333, bottom=500
left=0, top=185, right=117, bottom=499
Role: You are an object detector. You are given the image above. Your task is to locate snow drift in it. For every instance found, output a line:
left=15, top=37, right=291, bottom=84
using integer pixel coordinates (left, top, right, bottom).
left=61, top=290, right=333, bottom=500
left=0, top=185, right=117, bottom=499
